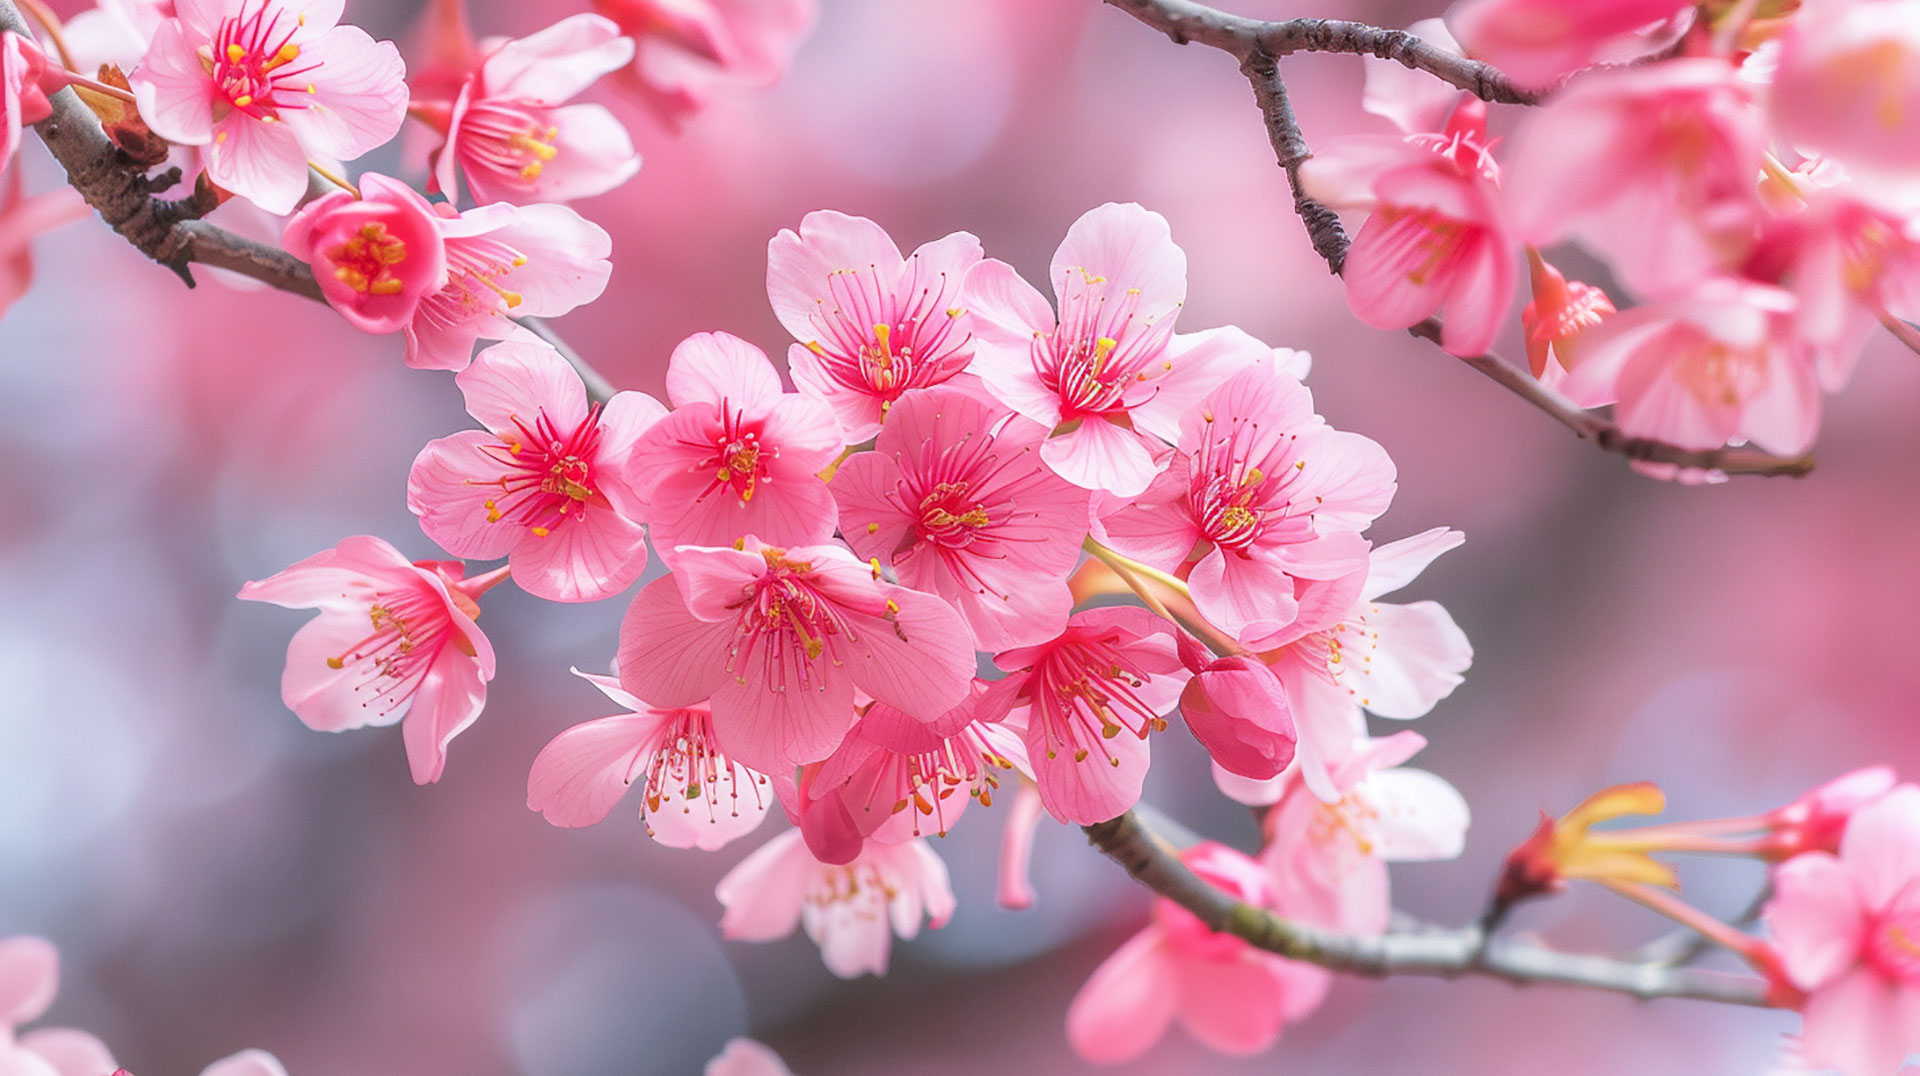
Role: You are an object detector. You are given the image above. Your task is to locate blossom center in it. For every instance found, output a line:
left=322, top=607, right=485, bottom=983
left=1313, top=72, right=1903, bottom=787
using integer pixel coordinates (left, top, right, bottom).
left=326, top=222, right=409, bottom=296
left=1870, top=890, right=1920, bottom=984
left=1039, top=269, right=1177, bottom=419
left=1189, top=414, right=1310, bottom=553
left=1030, top=637, right=1168, bottom=766
left=322, top=587, right=452, bottom=715
left=462, top=100, right=562, bottom=184
left=200, top=1, right=317, bottom=122
left=475, top=405, right=606, bottom=537
left=802, top=263, right=970, bottom=401
left=1673, top=336, right=1770, bottom=409
left=641, top=709, right=766, bottom=826
left=916, top=482, right=990, bottom=547
left=444, top=236, right=529, bottom=311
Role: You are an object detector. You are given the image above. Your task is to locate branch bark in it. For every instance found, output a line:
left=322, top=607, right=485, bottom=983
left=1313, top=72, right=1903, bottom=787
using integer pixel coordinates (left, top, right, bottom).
left=1083, top=810, right=1774, bottom=1007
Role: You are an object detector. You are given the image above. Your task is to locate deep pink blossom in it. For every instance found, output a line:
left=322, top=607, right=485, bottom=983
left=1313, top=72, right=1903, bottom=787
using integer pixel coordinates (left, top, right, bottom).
left=1099, top=361, right=1394, bottom=642
left=420, top=14, right=640, bottom=206
left=1446, top=0, right=1693, bottom=89
left=1, top=169, right=88, bottom=320
left=2, top=32, right=56, bottom=174
left=1764, top=784, right=1920, bottom=1076
left=981, top=606, right=1189, bottom=825
left=592, top=0, right=814, bottom=125
left=1504, top=59, right=1767, bottom=296
left=716, top=828, right=953, bottom=979
left=281, top=172, right=447, bottom=334
left=1066, top=843, right=1331, bottom=1063
left=528, top=669, right=772, bottom=849
left=1174, top=632, right=1297, bottom=782
left=627, top=332, right=843, bottom=557
left=1299, top=100, right=1516, bottom=357
left=1522, top=248, right=1616, bottom=383
left=831, top=387, right=1091, bottom=650
left=237, top=535, right=499, bottom=784
left=767, top=210, right=983, bottom=441
left=617, top=537, right=976, bottom=772
left=0, top=936, right=118, bottom=1076
left=964, top=202, right=1270, bottom=496
left=131, top=0, right=408, bottom=214
left=407, top=339, right=663, bottom=602
left=1771, top=1, right=1920, bottom=202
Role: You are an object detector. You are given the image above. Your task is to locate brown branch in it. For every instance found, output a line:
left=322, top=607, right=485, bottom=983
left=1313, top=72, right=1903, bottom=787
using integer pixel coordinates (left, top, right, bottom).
left=1083, top=810, right=1774, bottom=1007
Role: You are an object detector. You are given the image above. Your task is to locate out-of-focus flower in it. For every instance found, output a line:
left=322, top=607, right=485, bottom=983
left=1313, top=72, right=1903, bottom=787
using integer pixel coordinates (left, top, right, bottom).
left=281, top=172, right=448, bottom=334
left=130, top=0, right=408, bottom=214
left=1557, top=276, right=1822, bottom=458
left=237, top=535, right=501, bottom=785
left=1097, top=361, right=1391, bottom=644
left=997, top=776, right=1044, bottom=910
left=1362, top=19, right=1465, bottom=136
left=407, top=339, right=664, bottom=602
left=198, top=1050, right=291, bottom=1076
left=831, top=387, right=1089, bottom=650
left=627, top=331, right=843, bottom=558
left=0, top=936, right=118, bottom=1076
left=1498, top=782, right=1678, bottom=908
left=1771, top=0, right=1920, bottom=203
left=716, top=828, right=953, bottom=979
left=1504, top=59, right=1767, bottom=296
left=592, top=0, right=814, bottom=126
left=1, top=169, right=89, bottom=320
left=980, top=606, right=1188, bottom=825
left=705, top=1038, right=793, bottom=1076
left=1065, top=843, right=1330, bottom=1064
left=2, top=32, right=56, bottom=173
left=1300, top=100, right=1516, bottom=357
left=527, top=669, right=772, bottom=849
left=1445, top=0, right=1694, bottom=89
left=1521, top=248, right=1616, bottom=382
left=1762, top=766, right=1898, bottom=860
left=617, top=537, right=976, bottom=773
left=64, top=0, right=169, bottom=72
left=418, top=14, right=640, bottom=206
left=1764, top=784, right=1920, bottom=1076
left=767, top=210, right=983, bottom=442
left=965, top=202, right=1267, bottom=496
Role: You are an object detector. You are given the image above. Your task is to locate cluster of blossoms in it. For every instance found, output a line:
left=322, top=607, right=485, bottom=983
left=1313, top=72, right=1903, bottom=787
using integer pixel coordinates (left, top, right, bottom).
left=1310, top=0, right=1920, bottom=478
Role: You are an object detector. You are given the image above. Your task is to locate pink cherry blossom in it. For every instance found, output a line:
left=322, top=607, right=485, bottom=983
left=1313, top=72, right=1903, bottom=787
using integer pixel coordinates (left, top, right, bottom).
left=407, top=339, right=664, bottom=602
left=1764, top=784, right=1920, bottom=1076
left=281, top=172, right=447, bottom=334
left=0, top=936, right=119, bottom=1076
left=981, top=606, right=1190, bottom=825
left=237, top=535, right=499, bottom=784
left=1361, top=19, right=1464, bottom=137
left=130, top=0, right=408, bottom=214
left=964, top=202, right=1269, bottom=496
left=716, top=828, right=953, bottom=979
left=528, top=669, right=772, bottom=849
left=592, top=0, right=814, bottom=126
left=1521, top=248, right=1616, bottom=383
left=1445, top=0, right=1693, bottom=89
left=705, top=1039, right=793, bottom=1076
left=1299, top=99, right=1517, bottom=357
left=617, top=537, right=976, bottom=772
left=831, top=386, right=1091, bottom=650
left=1557, top=277, right=1823, bottom=458
left=1771, top=0, right=1920, bottom=203
left=419, top=14, right=640, bottom=206
left=1174, top=632, right=1297, bottom=782
left=3, top=31, right=55, bottom=174
left=767, top=210, right=983, bottom=442
left=627, top=331, right=843, bottom=557
left=1765, top=767, right=1899, bottom=860
left=1098, top=361, right=1394, bottom=643
left=1503, top=59, right=1767, bottom=296
left=1, top=169, right=88, bottom=320
left=1066, top=842, right=1331, bottom=1064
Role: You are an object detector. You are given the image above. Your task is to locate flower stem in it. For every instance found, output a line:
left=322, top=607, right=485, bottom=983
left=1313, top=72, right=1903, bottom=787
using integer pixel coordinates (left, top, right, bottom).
left=1600, top=880, right=1770, bottom=968
left=16, top=0, right=74, bottom=71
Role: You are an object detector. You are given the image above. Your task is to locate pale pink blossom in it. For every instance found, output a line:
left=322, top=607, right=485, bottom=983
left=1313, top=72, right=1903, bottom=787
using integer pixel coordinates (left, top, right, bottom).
left=1, top=169, right=88, bottom=321
left=831, top=387, right=1091, bottom=650
left=592, top=0, right=814, bottom=126
left=617, top=537, right=975, bottom=773
left=1557, top=276, right=1823, bottom=458
left=1098, top=361, right=1393, bottom=642
left=1361, top=19, right=1466, bottom=136
left=980, top=606, right=1189, bottom=825
left=281, top=172, right=447, bottom=334
left=716, top=828, right=953, bottom=979
left=1764, top=784, right=1920, bottom=1076
left=1771, top=1, right=1920, bottom=203
left=0, top=936, right=118, bottom=1076
left=528, top=668, right=772, bottom=849
left=130, top=0, right=408, bottom=214
left=1066, top=843, right=1331, bottom=1064
left=627, top=332, right=843, bottom=557
left=420, top=14, right=640, bottom=206
left=1503, top=59, right=1767, bottom=296
left=2, top=32, right=55, bottom=174
left=407, top=339, right=663, bottom=602
left=964, top=202, right=1269, bottom=496
left=1445, top=0, right=1694, bottom=89
left=237, top=535, right=499, bottom=784
left=1299, top=100, right=1517, bottom=356
left=705, top=1039, right=793, bottom=1076
left=767, top=210, right=983, bottom=442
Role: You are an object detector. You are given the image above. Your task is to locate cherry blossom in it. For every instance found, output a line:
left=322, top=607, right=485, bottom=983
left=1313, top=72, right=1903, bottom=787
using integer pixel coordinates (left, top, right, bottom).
left=1764, top=784, right=1920, bottom=1076
left=1770, top=0, right=1920, bottom=203
left=527, top=669, right=772, bottom=850
left=1445, top=0, right=1693, bottom=90
left=1174, top=633, right=1298, bottom=782
left=964, top=202, right=1270, bottom=496
left=1521, top=249, right=1616, bottom=384
left=407, top=339, right=663, bottom=602
left=767, top=210, right=983, bottom=442
left=1066, top=843, right=1331, bottom=1063
left=2, top=32, right=55, bottom=174
left=1765, top=767, right=1899, bottom=860
left=716, top=828, right=953, bottom=979
left=831, top=386, right=1091, bottom=650
left=591, top=0, right=814, bottom=125
left=617, top=537, right=976, bottom=772
left=130, top=0, right=409, bottom=214
left=237, top=535, right=500, bottom=784
left=0, top=936, right=119, bottom=1076
left=281, top=172, right=448, bottom=334
left=627, top=331, right=843, bottom=558
left=1, top=170, right=88, bottom=320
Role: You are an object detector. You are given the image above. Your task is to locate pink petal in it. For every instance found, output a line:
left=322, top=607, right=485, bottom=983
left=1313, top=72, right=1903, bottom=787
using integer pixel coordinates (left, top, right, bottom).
left=457, top=339, right=590, bottom=431
left=406, top=430, right=522, bottom=563
left=1766, top=851, right=1867, bottom=991
left=709, top=655, right=858, bottom=772
left=591, top=389, right=669, bottom=521
left=1798, top=966, right=1919, bottom=1076
left=1024, top=706, right=1151, bottom=825
left=716, top=830, right=813, bottom=941
left=997, top=779, right=1044, bottom=910
left=1363, top=527, right=1463, bottom=601
left=1296, top=135, right=1428, bottom=210
left=1039, top=417, right=1164, bottom=497
left=1048, top=202, right=1186, bottom=322
left=526, top=713, right=655, bottom=827
left=197, top=1049, right=289, bottom=1076
left=1181, top=660, right=1297, bottom=780
left=1066, top=927, right=1179, bottom=1065
left=665, top=331, right=784, bottom=410
left=281, top=611, right=409, bottom=732
left=508, top=506, right=650, bottom=603
left=765, top=210, right=907, bottom=345
left=704, top=1038, right=794, bottom=1076
left=1352, top=600, right=1472, bottom=719
left=0, top=936, right=57, bottom=1026
left=1128, top=326, right=1272, bottom=446
left=1173, top=949, right=1296, bottom=1056
left=481, top=13, right=634, bottom=101
left=205, top=114, right=309, bottom=215
left=471, top=204, right=612, bottom=315
left=18, top=1029, right=115, bottom=1076
left=1840, top=786, right=1920, bottom=911
left=645, top=760, right=772, bottom=851
left=1364, top=766, right=1471, bottom=861
left=616, top=574, right=735, bottom=707
left=1188, top=548, right=1303, bottom=644
left=128, top=20, right=214, bottom=144
left=1362, top=19, right=1465, bottom=135
left=669, top=544, right=772, bottom=621
left=400, top=645, right=490, bottom=784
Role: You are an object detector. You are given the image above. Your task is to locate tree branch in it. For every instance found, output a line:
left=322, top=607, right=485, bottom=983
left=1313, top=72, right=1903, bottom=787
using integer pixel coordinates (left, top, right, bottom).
left=1083, top=810, right=1774, bottom=1007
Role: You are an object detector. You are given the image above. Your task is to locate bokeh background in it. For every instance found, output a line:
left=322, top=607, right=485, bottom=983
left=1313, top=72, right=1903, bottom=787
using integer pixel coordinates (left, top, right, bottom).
left=4, top=0, right=1918, bottom=1072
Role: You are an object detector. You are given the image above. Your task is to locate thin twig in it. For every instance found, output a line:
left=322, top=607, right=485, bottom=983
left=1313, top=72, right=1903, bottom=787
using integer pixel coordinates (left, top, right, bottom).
left=1083, top=810, right=1773, bottom=1007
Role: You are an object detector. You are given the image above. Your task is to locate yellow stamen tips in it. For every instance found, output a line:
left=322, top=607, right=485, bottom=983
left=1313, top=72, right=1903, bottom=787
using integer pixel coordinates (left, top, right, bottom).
left=884, top=599, right=900, bottom=616
left=804, top=340, right=826, bottom=355
left=307, top=83, right=317, bottom=94
left=226, top=43, right=246, bottom=63
left=264, top=42, right=300, bottom=70
left=1091, top=336, right=1118, bottom=375
left=532, top=526, right=551, bottom=537
left=1126, top=287, right=1141, bottom=296
left=215, top=131, right=229, bottom=144
left=261, top=115, right=276, bottom=122
left=1242, top=466, right=1264, bottom=486
left=326, top=656, right=345, bottom=669
left=470, top=273, right=524, bottom=309
left=866, top=522, right=879, bottom=534
left=233, top=93, right=254, bottom=108
left=511, top=256, right=529, bottom=267
left=484, top=499, right=502, bottom=523
left=869, top=557, right=883, bottom=580
left=946, top=307, right=963, bottom=318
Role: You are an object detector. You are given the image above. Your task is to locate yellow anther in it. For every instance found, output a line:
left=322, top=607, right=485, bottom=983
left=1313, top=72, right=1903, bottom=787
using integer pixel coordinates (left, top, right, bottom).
left=326, top=656, right=345, bottom=669
left=532, top=526, right=551, bottom=537
left=226, top=43, right=245, bottom=63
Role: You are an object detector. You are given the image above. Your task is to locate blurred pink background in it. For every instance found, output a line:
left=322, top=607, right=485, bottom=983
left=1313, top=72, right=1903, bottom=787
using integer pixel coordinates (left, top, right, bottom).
left=4, top=0, right=1918, bottom=1072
